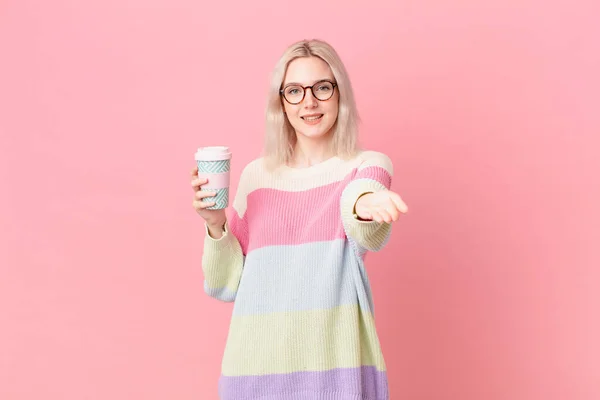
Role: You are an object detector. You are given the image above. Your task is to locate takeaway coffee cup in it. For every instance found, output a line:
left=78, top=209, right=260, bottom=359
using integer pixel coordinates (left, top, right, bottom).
left=194, top=146, right=232, bottom=210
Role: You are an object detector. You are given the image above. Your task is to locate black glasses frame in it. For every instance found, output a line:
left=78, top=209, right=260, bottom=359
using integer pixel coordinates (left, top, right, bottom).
left=279, top=80, right=338, bottom=105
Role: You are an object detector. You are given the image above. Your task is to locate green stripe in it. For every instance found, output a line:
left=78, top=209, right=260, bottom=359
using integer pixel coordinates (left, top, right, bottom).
left=201, top=188, right=229, bottom=210
left=221, top=304, right=386, bottom=376
left=196, top=160, right=230, bottom=173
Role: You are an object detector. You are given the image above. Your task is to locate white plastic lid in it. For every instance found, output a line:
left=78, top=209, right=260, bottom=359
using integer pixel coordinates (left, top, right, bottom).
left=194, top=146, right=232, bottom=161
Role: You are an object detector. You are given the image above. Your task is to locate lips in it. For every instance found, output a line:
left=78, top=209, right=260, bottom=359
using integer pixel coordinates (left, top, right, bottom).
left=301, top=114, right=324, bottom=121
left=300, top=114, right=324, bottom=126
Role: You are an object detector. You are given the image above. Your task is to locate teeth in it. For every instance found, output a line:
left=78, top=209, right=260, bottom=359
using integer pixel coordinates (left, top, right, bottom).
left=303, top=115, right=323, bottom=121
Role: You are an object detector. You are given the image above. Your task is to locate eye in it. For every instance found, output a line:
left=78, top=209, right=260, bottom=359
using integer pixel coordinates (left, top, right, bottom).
left=317, top=85, right=331, bottom=92
left=286, top=87, right=301, bottom=95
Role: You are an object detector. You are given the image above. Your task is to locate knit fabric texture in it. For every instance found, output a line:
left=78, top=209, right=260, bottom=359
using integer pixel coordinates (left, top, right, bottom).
left=202, top=150, right=394, bottom=400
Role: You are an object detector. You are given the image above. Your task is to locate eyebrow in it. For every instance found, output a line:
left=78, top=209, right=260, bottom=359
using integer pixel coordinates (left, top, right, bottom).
left=282, top=78, right=334, bottom=88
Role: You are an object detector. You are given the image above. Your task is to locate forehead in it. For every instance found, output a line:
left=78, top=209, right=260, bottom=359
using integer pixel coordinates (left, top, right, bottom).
left=283, top=56, right=334, bottom=85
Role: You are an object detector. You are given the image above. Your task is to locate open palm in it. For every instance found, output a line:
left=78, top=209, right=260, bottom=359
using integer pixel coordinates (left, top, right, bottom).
left=354, top=190, right=408, bottom=223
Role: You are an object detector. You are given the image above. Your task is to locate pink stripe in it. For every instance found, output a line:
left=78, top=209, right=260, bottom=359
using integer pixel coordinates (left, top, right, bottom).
left=356, top=165, right=392, bottom=189
left=197, top=171, right=230, bottom=190
left=244, top=166, right=391, bottom=252
left=228, top=211, right=249, bottom=255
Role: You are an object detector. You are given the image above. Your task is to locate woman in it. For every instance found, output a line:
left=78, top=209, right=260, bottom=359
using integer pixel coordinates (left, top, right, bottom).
left=191, top=39, right=408, bottom=400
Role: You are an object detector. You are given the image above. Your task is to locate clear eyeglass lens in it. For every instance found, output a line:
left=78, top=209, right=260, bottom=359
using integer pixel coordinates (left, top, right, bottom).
left=284, top=81, right=334, bottom=103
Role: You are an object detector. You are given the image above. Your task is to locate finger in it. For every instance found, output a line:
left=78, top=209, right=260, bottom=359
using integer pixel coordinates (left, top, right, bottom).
left=371, top=210, right=385, bottom=224
left=357, top=211, right=372, bottom=221
left=193, top=200, right=216, bottom=210
left=378, top=210, right=392, bottom=223
left=195, top=190, right=217, bottom=200
left=191, top=177, right=208, bottom=190
left=385, top=204, right=400, bottom=221
left=190, top=166, right=198, bottom=176
left=390, top=194, right=408, bottom=213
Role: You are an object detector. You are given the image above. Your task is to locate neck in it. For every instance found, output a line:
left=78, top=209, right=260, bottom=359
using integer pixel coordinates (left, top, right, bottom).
left=289, top=135, right=334, bottom=168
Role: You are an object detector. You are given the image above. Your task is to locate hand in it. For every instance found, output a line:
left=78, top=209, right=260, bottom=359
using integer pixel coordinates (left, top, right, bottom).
left=354, top=190, right=408, bottom=223
left=191, top=166, right=227, bottom=229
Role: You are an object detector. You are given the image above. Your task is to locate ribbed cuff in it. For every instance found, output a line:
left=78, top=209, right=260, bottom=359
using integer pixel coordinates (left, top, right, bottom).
left=341, top=179, right=392, bottom=252
left=204, top=220, right=233, bottom=250
left=202, top=220, right=244, bottom=294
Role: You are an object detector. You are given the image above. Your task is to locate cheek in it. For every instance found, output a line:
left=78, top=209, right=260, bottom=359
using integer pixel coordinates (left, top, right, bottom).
left=326, top=93, right=340, bottom=117
left=325, top=102, right=339, bottom=119
left=283, top=103, right=299, bottom=118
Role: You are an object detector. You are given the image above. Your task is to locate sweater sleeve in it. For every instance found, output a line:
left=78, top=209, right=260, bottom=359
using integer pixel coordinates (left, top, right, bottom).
left=340, top=151, right=394, bottom=253
left=201, top=167, right=250, bottom=302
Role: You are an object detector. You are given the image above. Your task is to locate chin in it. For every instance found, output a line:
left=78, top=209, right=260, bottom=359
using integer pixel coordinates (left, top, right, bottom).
left=294, top=121, right=335, bottom=140
left=298, top=129, right=331, bottom=140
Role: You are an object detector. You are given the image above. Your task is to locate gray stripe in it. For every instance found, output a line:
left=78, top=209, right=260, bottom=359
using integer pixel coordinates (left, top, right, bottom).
left=204, top=281, right=237, bottom=302
left=232, top=239, right=373, bottom=316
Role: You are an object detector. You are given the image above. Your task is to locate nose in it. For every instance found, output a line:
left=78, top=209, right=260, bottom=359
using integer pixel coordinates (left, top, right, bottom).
left=302, top=88, right=318, bottom=108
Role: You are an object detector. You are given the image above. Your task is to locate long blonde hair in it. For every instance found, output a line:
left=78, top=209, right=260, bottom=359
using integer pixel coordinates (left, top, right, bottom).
left=262, top=39, right=361, bottom=170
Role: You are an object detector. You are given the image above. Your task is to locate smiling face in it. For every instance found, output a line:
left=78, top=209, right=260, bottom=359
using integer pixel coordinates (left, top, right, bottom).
left=281, top=56, right=340, bottom=143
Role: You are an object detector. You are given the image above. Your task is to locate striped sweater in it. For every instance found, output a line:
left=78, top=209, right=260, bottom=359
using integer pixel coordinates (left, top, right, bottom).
left=202, top=150, right=395, bottom=400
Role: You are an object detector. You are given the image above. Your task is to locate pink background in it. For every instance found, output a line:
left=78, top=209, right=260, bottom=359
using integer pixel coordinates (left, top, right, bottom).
left=1, top=0, right=599, bottom=399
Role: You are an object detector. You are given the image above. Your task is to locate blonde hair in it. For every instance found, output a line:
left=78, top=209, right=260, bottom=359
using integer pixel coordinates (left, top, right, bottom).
left=262, top=39, right=361, bottom=170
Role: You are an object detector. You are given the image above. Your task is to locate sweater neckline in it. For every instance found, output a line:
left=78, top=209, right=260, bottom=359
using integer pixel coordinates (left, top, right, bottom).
left=275, top=155, right=345, bottom=179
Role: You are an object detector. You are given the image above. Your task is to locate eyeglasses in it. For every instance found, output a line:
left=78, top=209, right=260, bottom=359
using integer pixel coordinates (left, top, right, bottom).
left=280, top=80, right=338, bottom=105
